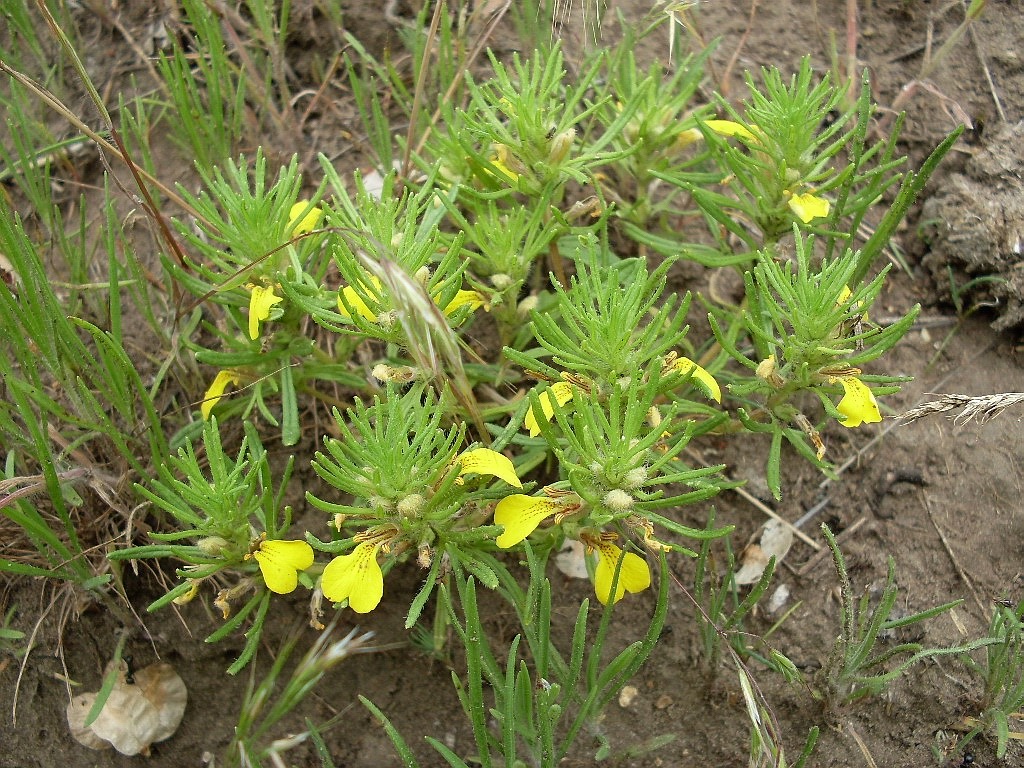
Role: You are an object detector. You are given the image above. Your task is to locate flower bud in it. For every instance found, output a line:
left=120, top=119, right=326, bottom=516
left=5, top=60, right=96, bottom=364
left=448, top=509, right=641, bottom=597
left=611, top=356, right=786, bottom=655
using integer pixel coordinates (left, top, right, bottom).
left=546, top=127, right=575, bottom=165
left=397, top=493, right=426, bottom=517
left=490, top=273, right=514, bottom=290
left=756, top=355, right=785, bottom=388
left=622, top=467, right=649, bottom=489
left=603, top=489, right=635, bottom=513
left=373, top=364, right=420, bottom=383
left=517, top=296, right=538, bottom=317
left=196, top=536, right=229, bottom=556
left=377, top=310, right=397, bottom=330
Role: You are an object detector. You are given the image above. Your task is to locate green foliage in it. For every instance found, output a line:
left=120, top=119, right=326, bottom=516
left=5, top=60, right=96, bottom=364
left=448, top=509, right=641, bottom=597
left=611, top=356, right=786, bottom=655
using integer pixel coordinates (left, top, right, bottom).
left=693, top=510, right=781, bottom=680
left=0, top=605, right=26, bottom=658
left=156, top=0, right=249, bottom=172
left=307, top=386, right=520, bottom=627
left=819, top=524, right=993, bottom=709
left=227, top=624, right=377, bottom=768
left=367, top=548, right=672, bottom=766
left=957, top=599, right=1024, bottom=759
left=739, top=664, right=819, bottom=768
left=109, top=420, right=301, bottom=673
left=712, top=230, right=918, bottom=498
left=0, top=199, right=166, bottom=584
left=0, top=0, right=979, bottom=762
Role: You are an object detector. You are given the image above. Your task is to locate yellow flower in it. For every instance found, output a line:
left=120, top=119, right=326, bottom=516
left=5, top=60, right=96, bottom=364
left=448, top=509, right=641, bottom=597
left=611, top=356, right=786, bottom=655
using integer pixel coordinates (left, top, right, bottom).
left=457, top=448, right=522, bottom=488
left=322, top=542, right=385, bottom=613
left=591, top=539, right=651, bottom=605
left=287, top=201, right=323, bottom=235
left=248, top=284, right=284, bottom=340
left=676, top=119, right=759, bottom=149
left=494, top=495, right=566, bottom=549
left=443, top=289, right=487, bottom=315
left=831, top=375, right=881, bottom=428
left=523, top=381, right=575, bottom=437
left=337, top=276, right=382, bottom=322
left=249, top=538, right=314, bottom=594
left=836, top=285, right=869, bottom=322
left=488, top=144, right=520, bottom=182
left=338, top=275, right=485, bottom=322
left=669, top=356, right=721, bottom=403
left=787, top=192, right=830, bottom=223
left=201, top=370, right=240, bottom=420
left=703, top=119, right=758, bottom=141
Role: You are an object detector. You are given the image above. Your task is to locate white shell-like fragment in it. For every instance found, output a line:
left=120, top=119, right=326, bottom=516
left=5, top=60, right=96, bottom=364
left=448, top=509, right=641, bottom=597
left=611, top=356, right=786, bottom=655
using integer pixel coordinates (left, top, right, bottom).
left=734, top=519, right=794, bottom=585
left=66, top=662, right=187, bottom=756
left=66, top=693, right=112, bottom=750
left=767, top=584, right=791, bottom=614
left=554, top=539, right=590, bottom=580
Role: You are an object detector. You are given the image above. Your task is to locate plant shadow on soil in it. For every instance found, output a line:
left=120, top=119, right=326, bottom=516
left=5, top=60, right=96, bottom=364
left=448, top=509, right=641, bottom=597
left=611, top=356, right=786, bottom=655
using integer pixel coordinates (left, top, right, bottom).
left=3, top=1, right=1024, bottom=767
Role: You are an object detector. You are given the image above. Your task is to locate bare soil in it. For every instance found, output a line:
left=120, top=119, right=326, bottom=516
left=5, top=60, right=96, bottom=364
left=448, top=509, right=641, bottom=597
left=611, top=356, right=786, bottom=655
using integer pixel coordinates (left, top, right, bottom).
left=3, top=1, right=1024, bottom=767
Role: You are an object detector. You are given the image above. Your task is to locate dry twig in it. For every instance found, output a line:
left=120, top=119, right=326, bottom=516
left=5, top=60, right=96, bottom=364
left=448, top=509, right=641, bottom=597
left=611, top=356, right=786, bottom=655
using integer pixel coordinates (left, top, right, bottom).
left=897, top=392, right=1024, bottom=426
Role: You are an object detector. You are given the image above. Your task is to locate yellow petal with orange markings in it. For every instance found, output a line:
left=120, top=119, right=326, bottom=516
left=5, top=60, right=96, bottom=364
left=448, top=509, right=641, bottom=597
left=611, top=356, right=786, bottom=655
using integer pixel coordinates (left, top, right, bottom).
left=787, top=192, right=830, bottom=223
left=834, top=375, right=881, bottom=428
left=494, top=495, right=562, bottom=548
left=672, top=357, right=721, bottom=403
left=253, top=539, right=314, bottom=594
left=524, top=381, right=574, bottom=437
left=457, top=448, right=522, bottom=488
left=593, top=541, right=651, bottom=605
left=201, top=370, right=240, bottom=420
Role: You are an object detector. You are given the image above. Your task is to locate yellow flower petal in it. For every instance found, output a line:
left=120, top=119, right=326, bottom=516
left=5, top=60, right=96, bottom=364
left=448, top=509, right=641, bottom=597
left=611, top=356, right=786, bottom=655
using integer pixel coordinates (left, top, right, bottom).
left=704, top=119, right=758, bottom=142
left=494, top=495, right=563, bottom=548
left=337, top=276, right=382, bottom=321
left=671, top=357, right=722, bottom=403
left=489, top=144, right=519, bottom=182
left=201, top=370, right=240, bottom=420
left=787, top=192, right=831, bottom=223
left=248, top=284, right=284, bottom=340
left=287, top=201, right=323, bottom=235
left=524, top=381, right=575, bottom=437
left=593, top=540, right=651, bottom=605
left=836, top=284, right=869, bottom=323
left=442, top=290, right=486, bottom=315
left=833, top=375, right=881, bottom=428
left=674, top=127, right=704, bottom=150
left=253, top=539, right=314, bottom=594
left=458, top=448, right=522, bottom=488
left=322, top=542, right=384, bottom=613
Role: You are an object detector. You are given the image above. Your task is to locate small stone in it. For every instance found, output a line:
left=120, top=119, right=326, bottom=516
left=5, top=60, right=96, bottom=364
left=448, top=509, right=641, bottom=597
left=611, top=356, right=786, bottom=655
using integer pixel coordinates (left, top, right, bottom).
left=654, top=694, right=673, bottom=709
left=618, top=685, right=639, bottom=707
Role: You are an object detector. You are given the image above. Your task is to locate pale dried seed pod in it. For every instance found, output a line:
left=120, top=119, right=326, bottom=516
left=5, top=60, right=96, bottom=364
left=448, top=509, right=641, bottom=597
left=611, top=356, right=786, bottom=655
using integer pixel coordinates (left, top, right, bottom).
left=66, top=662, right=187, bottom=756
left=66, top=693, right=112, bottom=751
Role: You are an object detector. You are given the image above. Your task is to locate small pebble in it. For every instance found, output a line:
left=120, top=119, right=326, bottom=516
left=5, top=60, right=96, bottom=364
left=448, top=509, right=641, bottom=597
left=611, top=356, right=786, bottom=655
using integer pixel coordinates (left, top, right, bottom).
left=655, top=694, right=673, bottom=709
left=767, top=584, right=791, bottom=615
left=618, top=685, right=639, bottom=707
